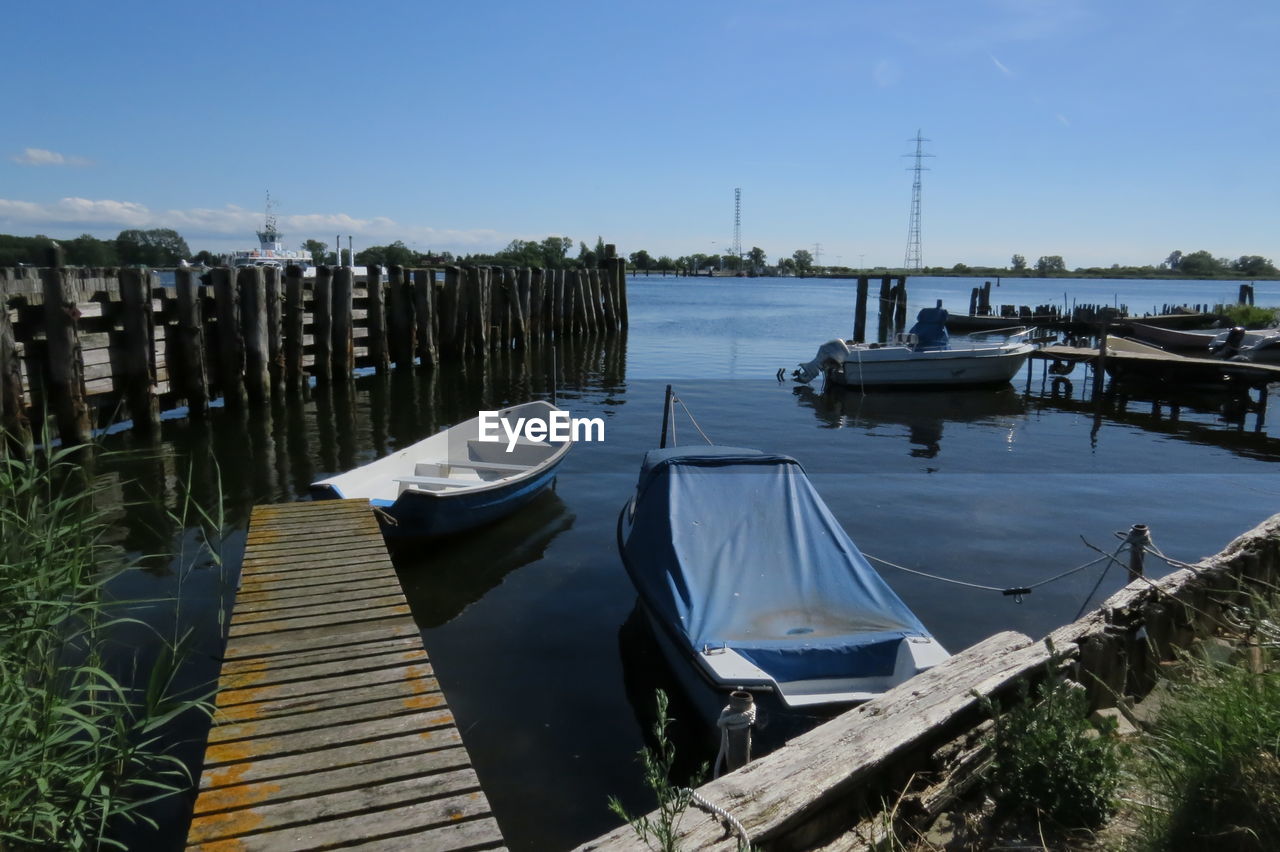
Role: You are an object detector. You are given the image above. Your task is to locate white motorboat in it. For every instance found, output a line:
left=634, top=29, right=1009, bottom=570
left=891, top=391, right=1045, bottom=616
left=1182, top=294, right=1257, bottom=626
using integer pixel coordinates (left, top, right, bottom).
left=793, top=303, right=1035, bottom=389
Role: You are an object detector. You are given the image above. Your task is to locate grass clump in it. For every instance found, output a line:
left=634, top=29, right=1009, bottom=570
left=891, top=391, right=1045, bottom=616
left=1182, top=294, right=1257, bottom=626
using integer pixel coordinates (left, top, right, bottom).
left=0, top=441, right=217, bottom=849
left=986, top=673, right=1121, bottom=832
left=1134, top=598, right=1280, bottom=850
left=1217, top=303, right=1279, bottom=329
left=608, top=690, right=710, bottom=852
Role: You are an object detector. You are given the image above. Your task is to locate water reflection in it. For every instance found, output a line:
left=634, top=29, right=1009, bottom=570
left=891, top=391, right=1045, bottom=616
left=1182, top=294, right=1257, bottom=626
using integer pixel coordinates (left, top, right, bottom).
left=394, top=489, right=574, bottom=628
left=792, top=384, right=1026, bottom=458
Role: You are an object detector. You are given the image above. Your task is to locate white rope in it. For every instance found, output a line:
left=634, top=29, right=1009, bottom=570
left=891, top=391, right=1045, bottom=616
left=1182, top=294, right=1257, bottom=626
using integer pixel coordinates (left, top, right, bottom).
left=672, top=394, right=714, bottom=446
left=712, top=700, right=756, bottom=779
left=681, top=788, right=751, bottom=848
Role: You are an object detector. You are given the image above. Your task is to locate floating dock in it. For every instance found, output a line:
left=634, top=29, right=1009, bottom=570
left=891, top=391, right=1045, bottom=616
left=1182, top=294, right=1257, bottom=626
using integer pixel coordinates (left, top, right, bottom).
left=185, top=499, right=503, bottom=851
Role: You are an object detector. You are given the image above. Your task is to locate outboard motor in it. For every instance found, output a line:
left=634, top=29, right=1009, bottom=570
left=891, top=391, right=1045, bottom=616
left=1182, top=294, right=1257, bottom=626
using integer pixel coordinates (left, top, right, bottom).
left=907, top=301, right=949, bottom=350
left=1217, top=326, right=1247, bottom=360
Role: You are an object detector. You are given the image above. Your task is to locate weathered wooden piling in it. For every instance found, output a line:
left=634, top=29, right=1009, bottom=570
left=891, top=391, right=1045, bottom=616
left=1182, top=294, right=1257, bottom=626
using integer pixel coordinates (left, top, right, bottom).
left=439, top=266, right=462, bottom=358
left=854, top=275, right=869, bottom=343
left=283, top=265, right=306, bottom=393
left=331, top=266, right=355, bottom=379
left=877, top=275, right=894, bottom=341
left=387, top=265, right=414, bottom=368
left=412, top=268, right=437, bottom=367
left=365, top=264, right=389, bottom=373
left=0, top=305, right=32, bottom=456
left=174, top=268, right=209, bottom=417
left=465, top=266, right=488, bottom=358
left=41, top=267, right=93, bottom=444
left=311, top=266, right=333, bottom=384
left=502, top=268, right=526, bottom=350
left=264, top=267, right=285, bottom=396
left=238, top=267, right=270, bottom=406
left=211, top=268, right=247, bottom=410
left=893, top=276, right=908, bottom=332
left=117, top=268, right=161, bottom=433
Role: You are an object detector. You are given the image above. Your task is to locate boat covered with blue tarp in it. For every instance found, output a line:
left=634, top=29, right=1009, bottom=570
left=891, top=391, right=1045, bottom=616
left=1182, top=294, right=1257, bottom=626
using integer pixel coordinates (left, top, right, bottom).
left=619, top=445, right=948, bottom=730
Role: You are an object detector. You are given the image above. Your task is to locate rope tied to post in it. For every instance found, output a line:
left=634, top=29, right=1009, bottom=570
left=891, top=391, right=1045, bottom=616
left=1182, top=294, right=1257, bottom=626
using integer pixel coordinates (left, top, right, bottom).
left=712, top=697, right=756, bottom=780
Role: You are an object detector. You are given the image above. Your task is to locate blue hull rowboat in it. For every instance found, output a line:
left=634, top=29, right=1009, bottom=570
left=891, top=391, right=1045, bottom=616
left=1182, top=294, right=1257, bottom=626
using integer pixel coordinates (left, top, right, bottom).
left=617, top=392, right=948, bottom=746
left=312, top=400, right=572, bottom=538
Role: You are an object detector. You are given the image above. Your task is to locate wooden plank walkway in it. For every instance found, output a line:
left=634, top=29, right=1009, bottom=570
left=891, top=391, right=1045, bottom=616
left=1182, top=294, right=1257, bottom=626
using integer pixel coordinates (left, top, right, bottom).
left=186, top=499, right=504, bottom=851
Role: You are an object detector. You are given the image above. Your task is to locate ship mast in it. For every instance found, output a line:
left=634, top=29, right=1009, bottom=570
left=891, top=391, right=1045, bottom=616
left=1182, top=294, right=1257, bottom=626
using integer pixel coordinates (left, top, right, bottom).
left=257, top=192, right=282, bottom=252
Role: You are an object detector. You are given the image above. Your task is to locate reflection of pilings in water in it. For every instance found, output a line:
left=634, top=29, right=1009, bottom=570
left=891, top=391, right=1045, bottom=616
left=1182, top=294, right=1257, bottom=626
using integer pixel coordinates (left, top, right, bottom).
left=247, top=404, right=278, bottom=502
left=312, top=383, right=339, bottom=477
left=331, top=382, right=359, bottom=475
left=368, top=372, right=389, bottom=457
left=269, top=397, right=294, bottom=502
left=117, top=443, right=177, bottom=566
left=283, top=391, right=314, bottom=496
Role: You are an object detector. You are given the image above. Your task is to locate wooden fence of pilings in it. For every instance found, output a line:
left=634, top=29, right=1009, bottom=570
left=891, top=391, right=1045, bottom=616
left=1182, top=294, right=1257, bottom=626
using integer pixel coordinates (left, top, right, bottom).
left=0, top=249, right=628, bottom=451
left=580, top=512, right=1280, bottom=851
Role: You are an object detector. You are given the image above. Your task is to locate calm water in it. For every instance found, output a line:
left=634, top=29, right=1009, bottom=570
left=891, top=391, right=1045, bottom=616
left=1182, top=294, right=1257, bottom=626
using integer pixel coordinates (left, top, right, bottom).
left=101, top=275, right=1280, bottom=850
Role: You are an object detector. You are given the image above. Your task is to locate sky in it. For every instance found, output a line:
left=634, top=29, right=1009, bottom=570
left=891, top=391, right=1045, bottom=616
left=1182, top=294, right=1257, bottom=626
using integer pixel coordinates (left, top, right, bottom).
left=3, top=0, right=1278, bottom=269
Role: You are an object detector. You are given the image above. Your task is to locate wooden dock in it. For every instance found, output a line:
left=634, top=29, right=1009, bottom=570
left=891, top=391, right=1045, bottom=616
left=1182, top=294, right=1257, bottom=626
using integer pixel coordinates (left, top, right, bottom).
left=185, top=499, right=504, bottom=851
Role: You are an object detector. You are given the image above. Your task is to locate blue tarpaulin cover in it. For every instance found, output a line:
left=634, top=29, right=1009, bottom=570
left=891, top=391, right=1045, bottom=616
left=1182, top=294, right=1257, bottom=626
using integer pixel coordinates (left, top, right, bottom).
left=623, top=447, right=931, bottom=683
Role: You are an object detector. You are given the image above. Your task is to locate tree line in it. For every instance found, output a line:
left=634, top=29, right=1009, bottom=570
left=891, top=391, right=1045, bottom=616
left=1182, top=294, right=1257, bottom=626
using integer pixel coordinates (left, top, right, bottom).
left=1, top=230, right=1276, bottom=281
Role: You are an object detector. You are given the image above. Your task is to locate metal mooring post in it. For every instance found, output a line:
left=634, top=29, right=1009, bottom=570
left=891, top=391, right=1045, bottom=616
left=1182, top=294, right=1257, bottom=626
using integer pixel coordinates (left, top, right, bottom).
left=1127, top=524, right=1150, bottom=582
left=723, top=690, right=756, bottom=773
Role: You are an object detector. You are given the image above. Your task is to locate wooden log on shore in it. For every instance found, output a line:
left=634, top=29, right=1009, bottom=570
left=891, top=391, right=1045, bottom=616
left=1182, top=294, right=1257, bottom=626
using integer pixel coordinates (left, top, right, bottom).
left=238, top=267, right=270, bottom=405
left=41, top=267, right=93, bottom=444
left=264, top=266, right=285, bottom=396
left=283, top=265, right=306, bottom=393
left=0, top=303, right=32, bottom=456
left=365, top=264, right=388, bottom=373
left=331, top=266, right=355, bottom=379
left=174, top=268, right=209, bottom=417
left=211, top=267, right=247, bottom=410
left=117, top=268, right=161, bottom=434
left=412, top=268, right=438, bottom=367
left=387, top=265, right=414, bottom=368
left=313, top=266, right=335, bottom=383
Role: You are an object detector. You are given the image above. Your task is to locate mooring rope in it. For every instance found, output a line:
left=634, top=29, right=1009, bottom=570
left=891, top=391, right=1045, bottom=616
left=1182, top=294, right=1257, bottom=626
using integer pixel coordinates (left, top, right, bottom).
left=671, top=393, right=715, bottom=446
left=864, top=546, right=1122, bottom=602
left=712, top=700, right=756, bottom=780
left=681, top=788, right=751, bottom=848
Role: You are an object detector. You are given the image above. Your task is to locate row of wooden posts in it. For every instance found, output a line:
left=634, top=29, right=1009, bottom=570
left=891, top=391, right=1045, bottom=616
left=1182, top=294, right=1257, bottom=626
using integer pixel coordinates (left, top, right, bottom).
left=0, top=251, right=628, bottom=453
left=852, top=274, right=909, bottom=342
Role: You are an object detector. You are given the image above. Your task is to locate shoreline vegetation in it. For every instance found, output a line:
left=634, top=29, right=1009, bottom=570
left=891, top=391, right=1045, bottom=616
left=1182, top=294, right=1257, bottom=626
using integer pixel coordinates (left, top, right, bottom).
left=2, top=231, right=1276, bottom=283
left=0, top=436, right=223, bottom=850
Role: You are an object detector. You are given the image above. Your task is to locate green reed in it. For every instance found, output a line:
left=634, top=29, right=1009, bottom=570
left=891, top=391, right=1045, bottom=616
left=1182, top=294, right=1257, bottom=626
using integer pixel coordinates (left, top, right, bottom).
left=0, top=437, right=220, bottom=850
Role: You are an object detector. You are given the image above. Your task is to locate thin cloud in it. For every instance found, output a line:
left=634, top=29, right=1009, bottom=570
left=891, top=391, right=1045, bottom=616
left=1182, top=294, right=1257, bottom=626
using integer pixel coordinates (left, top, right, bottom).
left=989, top=53, right=1014, bottom=76
left=1056, top=113, right=1070, bottom=127
left=11, top=148, right=92, bottom=167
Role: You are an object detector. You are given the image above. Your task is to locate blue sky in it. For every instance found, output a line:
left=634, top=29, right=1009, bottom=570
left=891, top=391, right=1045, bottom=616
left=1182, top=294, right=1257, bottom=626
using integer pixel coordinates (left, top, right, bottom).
left=3, top=0, right=1277, bottom=268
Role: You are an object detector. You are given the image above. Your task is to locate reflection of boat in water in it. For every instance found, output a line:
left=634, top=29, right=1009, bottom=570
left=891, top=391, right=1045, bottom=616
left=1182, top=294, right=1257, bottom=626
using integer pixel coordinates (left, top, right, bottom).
left=793, top=384, right=1026, bottom=458
left=793, top=304, right=1035, bottom=389
left=393, top=489, right=574, bottom=628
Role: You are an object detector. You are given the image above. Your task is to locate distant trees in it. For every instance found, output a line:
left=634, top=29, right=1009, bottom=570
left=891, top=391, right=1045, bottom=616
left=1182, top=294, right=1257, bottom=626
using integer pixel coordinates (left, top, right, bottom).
left=354, top=240, right=417, bottom=267
left=1159, top=250, right=1275, bottom=278
left=629, top=249, right=653, bottom=271
left=748, top=247, right=767, bottom=272
left=792, top=249, right=814, bottom=274
left=1232, top=255, right=1277, bottom=276
left=1177, top=250, right=1220, bottom=277
left=1035, top=255, right=1066, bottom=275
left=1164, top=250, right=1183, bottom=271
left=1010, top=253, right=1027, bottom=271
left=115, top=229, right=190, bottom=266
left=303, top=239, right=329, bottom=266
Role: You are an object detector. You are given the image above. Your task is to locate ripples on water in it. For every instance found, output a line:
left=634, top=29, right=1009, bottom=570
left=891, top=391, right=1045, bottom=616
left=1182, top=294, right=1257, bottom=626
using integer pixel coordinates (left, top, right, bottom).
left=101, top=276, right=1280, bottom=850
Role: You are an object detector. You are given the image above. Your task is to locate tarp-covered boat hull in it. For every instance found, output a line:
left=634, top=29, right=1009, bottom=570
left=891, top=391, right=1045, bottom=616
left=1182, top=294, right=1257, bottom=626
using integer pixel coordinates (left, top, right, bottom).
left=618, top=446, right=947, bottom=739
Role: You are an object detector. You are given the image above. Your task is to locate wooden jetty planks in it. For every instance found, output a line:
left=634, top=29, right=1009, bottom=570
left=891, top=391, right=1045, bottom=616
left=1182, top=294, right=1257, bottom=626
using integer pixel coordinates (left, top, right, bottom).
left=186, top=500, right=503, bottom=852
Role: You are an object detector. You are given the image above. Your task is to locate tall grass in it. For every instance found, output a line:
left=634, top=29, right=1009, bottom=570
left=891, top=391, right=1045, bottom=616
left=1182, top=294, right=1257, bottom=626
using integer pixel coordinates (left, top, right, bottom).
left=0, top=439, right=218, bottom=850
left=1135, top=593, right=1280, bottom=850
